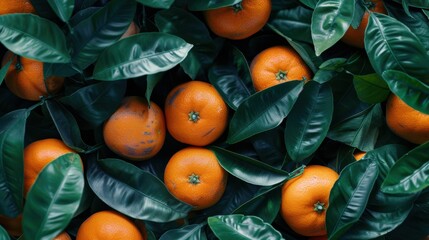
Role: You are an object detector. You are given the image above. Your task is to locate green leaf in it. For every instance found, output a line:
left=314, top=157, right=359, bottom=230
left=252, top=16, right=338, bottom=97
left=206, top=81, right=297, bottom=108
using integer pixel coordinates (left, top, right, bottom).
left=93, top=32, right=193, bottom=81
left=136, top=0, right=174, bottom=9
left=86, top=158, right=192, bottom=222
left=23, top=153, right=84, bottom=240
left=209, top=147, right=290, bottom=186
left=285, top=81, right=334, bottom=162
left=365, top=13, right=429, bottom=82
left=47, top=0, right=74, bottom=22
left=0, top=59, right=12, bottom=86
left=0, top=13, right=70, bottom=63
left=227, top=80, right=304, bottom=144
left=69, top=0, right=137, bottom=70
left=0, top=109, right=29, bottom=217
left=159, top=223, right=207, bottom=240
left=208, top=214, right=284, bottom=240
left=300, top=0, right=318, bottom=8
left=0, top=226, right=10, bottom=240
left=382, top=70, right=429, bottom=114
left=353, top=73, right=390, bottom=104
left=393, top=0, right=429, bottom=8
left=145, top=73, right=164, bottom=104
left=327, top=160, right=379, bottom=240
left=381, top=141, right=429, bottom=194
left=188, top=0, right=242, bottom=11
left=311, top=0, right=354, bottom=56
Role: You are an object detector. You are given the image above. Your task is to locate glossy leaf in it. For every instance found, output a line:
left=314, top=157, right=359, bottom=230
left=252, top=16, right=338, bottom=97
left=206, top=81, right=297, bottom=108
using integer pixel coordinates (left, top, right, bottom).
left=0, top=59, right=12, bottom=86
left=285, top=81, right=334, bottom=162
left=93, top=33, right=193, bottom=81
left=382, top=141, right=429, bottom=194
left=0, top=13, right=70, bottom=63
left=227, top=81, right=304, bottom=144
left=300, top=0, right=318, bottom=8
left=393, top=0, right=429, bottom=8
left=86, top=158, right=192, bottom=222
left=311, top=0, right=354, bottom=56
left=145, top=73, right=164, bottom=104
left=0, top=226, right=9, bottom=240
left=365, top=13, right=429, bottom=82
left=22, top=153, right=84, bottom=240
left=208, top=214, right=284, bottom=240
left=382, top=70, right=429, bottom=114
left=188, top=0, right=242, bottom=11
left=0, top=109, right=29, bottom=217
left=159, top=223, right=207, bottom=240
left=47, top=0, right=74, bottom=22
left=69, top=0, right=137, bottom=70
left=136, top=0, right=174, bottom=9
left=353, top=73, right=390, bottom=104
left=327, top=160, right=379, bottom=240
left=210, top=147, right=290, bottom=186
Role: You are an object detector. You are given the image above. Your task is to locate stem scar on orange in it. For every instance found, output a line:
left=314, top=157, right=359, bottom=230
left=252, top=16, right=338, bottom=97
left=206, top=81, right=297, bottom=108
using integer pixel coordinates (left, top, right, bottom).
left=103, top=96, right=166, bottom=161
left=163, top=147, right=228, bottom=210
left=0, top=0, right=36, bottom=14
left=281, top=165, right=339, bottom=237
left=250, top=45, right=313, bottom=92
left=341, top=0, right=387, bottom=48
left=203, top=0, right=272, bottom=40
left=164, top=80, right=228, bottom=146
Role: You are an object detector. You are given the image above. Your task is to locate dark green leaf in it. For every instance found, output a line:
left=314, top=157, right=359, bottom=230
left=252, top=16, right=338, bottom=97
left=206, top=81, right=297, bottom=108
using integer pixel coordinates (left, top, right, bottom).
left=299, top=0, right=318, bottom=8
left=87, top=158, right=192, bottom=222
left=311, top=0, right=354, bottom=56
left=23, top=153, right=84, bottom=240
left=159, top=223, right=207, bottom=240
left=188, top=0, right=241, bottom=11
left=382, top=70, right=429, bottom=114
left=146, top=73, right=164, bottom=104
left=93, top=33, right=193, bottom=81
left=327, top=160, right=379, bottom=240
left=210, top=147, right=290, bottom=187
left=0, top=59, right=12, bottom=86
left=382, top=141, right=429, bottom=194
left=69, top=0, right=137, bottom=70
left=47, top=0, right=74, bottom=22
left=0, top=226, right=10, bottom=240
left=208, top=214, right=284, bottom=240
left=136, top=0, right=174, bottom=9
left=0, top=109, right=29, bottom=217
left=393, top=0, right=429, bottom=8
left=365, top=13, right=429, bottom=82
left=250, top=128, right=286, bottom=169
left=285, top=81, right=334, bottom=162
left=353, top=73, right=390, bottom=104
left=227, top=80, right=304, bottom=144
left=0, top=13, right=70, bottom=63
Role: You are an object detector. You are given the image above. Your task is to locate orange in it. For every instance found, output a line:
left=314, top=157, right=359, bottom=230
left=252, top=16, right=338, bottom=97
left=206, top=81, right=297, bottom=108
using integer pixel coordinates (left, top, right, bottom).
left=103, top=96, right=166, bottom=161
left=353, top=150, right=366, bottom=161
left=203, top=0, right=272, bottom=40
left=250, top=45, right=313, bottom=91
left=24, top=138, right=78, bottom=196
left=386, top=94, right=429, bottom=144
left=341, top=0, right=387, bottom=48
left=54, top=232, right=72, bottom=240
left=120, top=21, right=140, bottom=39
left=164, top=147, right=228, bottom=210
left=0, top=214, right=22, bottom=237
left=2, top=51, right=65, bottom=101
left=164, top=80, right=228, bottom=146
left=0, top=0, right=35, bottom=14
left=281, top=165, right=339, bottom=237
left=76, top=210, right=145, bottom=240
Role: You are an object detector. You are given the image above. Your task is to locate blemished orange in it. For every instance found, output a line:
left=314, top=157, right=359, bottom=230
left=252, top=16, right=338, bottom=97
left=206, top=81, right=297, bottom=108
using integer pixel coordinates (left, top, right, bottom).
left=103, top=96, right=166, bottom=161
left=2, top=51, right=65, bottom=101
left=164, top=147, right=228, bottom=210
left=204, top=0, right=272, bottom=40
left=76, top=210, right=145, bottom=240
left=386, top=94, right=429, bottom=144
left=250, top=45, right=313, bottom=91
left=281, top=165, right=339, bottom=237
left=353, top=151, right=366, bottom=161
left=0, top=0, right=35, bottom=14
left=341, top=0, right=387, bottom=48
left=54, top=232, right=72, bottom=240
left=24, top=138, right=77, bottom=196
left=0, top=214, right=22, bottom=237
left=164, top=80, right=228, bottom=146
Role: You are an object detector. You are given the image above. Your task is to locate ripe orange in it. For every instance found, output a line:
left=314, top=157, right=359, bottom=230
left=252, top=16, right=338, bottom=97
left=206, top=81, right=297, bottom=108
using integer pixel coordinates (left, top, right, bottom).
left=281, top=165, right=339, bottom=237
left=24, top=138, right=78, bottom=196
left=341, top=0, right=387, bottom=48
left=54, top=232, right=72, bottom=240
left=164, top=147, right=228, bottom=210
left=353, top=150, right=366, bottom=161
left=164, top=80, right=228, bottom=146
left=1, top=51, right=65, bottom=101
left=76, top=210, right=145, bottom=240
left=0, top=0, right=35, bottom=14
left=250, top=45, right=313, bottom=92
left=203, top=0, right=272, bottom=40
left=0, top=214, right=22, bottom=237
left=386, top=94, right=429, bottom=144
left=103, top=96, right=166, bottom=161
